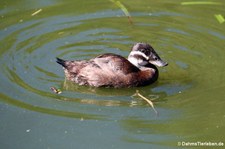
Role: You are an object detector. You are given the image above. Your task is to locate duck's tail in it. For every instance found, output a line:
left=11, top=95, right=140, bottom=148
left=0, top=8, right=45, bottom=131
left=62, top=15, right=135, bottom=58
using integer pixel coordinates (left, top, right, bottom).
left=56, top=57, right=67, bottom=68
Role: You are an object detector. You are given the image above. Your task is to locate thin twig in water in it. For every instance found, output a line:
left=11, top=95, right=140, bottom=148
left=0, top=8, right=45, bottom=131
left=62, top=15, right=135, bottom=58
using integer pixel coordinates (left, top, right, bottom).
left=132, top=90, right=158, bottom=115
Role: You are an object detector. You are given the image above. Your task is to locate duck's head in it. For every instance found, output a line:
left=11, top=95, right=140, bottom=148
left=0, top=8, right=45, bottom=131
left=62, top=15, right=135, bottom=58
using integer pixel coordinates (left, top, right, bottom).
left=128, top=43, right=168, bottom=68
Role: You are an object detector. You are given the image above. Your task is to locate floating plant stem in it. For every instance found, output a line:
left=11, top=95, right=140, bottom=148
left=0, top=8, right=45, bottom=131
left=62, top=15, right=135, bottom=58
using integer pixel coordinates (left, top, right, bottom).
left=214, top=14, right=225, bottom=24
left=181, top=1, right=222, bottom=5
left=132, top=90, right=158, bottom=115
left=110, top=0, right=133, bottom=24
left=31, top=9, right=42, bottom=16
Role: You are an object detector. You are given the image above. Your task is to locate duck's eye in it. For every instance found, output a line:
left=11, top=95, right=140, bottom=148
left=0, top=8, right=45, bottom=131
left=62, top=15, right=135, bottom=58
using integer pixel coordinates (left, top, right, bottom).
left=154, top=57, right=158, bottom=60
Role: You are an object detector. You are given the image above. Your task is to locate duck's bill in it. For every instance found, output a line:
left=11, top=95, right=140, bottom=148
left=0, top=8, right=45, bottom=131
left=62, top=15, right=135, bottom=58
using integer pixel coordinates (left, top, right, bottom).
left=149, top=60, right=168, bottom=67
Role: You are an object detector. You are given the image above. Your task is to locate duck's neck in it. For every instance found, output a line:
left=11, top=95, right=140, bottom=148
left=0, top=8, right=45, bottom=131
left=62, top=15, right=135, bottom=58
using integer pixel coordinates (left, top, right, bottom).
left=136, top=63, right=159, bottom=86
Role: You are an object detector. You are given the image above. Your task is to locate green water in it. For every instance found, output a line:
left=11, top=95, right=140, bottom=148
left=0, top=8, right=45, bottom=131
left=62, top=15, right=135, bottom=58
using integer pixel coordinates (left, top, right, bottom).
left=1, top=0, right=225, bottom=148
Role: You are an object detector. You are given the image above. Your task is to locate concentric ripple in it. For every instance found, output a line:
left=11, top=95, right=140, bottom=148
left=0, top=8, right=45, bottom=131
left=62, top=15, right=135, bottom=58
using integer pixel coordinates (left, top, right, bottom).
left=1, top=1, right=225, bottom=148
left=1, top=4, right=225, bottom=120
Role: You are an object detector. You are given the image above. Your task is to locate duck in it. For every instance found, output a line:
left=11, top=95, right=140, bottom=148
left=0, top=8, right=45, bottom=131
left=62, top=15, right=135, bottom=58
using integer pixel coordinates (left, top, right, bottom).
left=56, top=43, right=168, bottom=88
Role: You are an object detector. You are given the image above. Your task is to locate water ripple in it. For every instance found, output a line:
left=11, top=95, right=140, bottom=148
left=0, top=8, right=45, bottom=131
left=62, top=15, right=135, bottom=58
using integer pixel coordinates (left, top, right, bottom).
left=1, top=7, right=224, bottom=119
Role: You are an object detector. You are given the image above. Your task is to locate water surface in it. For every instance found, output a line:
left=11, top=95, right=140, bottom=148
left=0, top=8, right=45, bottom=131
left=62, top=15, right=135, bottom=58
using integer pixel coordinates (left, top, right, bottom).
left=1, top=0, right=225, bottom=148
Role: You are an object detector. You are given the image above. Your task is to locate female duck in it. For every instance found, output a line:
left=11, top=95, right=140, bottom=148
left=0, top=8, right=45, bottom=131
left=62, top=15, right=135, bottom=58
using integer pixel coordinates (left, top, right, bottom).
left=56, top=43, right=168, bottom=88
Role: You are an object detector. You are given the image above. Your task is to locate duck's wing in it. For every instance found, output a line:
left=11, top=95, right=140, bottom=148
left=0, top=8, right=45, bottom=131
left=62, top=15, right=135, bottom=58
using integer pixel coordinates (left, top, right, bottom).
left=93, top=53, right=140, bottom=74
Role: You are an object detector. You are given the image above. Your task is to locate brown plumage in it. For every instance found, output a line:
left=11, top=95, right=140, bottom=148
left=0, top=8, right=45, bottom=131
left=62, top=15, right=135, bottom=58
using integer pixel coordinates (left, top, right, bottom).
left=56, top=43, right=168, bottom=88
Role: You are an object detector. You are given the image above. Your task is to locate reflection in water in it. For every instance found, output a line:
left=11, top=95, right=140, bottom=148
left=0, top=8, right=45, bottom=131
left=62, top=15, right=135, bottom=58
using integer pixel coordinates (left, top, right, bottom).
left=61, top=80, right=164, bottom=107
left=0, top=93, right=105, bottom=120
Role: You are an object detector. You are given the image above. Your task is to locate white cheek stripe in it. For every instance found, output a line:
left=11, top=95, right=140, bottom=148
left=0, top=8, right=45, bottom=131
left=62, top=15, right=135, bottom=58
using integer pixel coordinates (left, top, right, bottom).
left=129, top=51, right=149, bottom=60
left=128, top=57, right=138, bottom=67
left=128, top=56, right=148, bottom=68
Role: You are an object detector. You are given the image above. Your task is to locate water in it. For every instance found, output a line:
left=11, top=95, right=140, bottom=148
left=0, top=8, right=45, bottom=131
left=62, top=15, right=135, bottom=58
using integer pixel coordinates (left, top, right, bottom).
left=1, top=0, right=225, bottom=148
